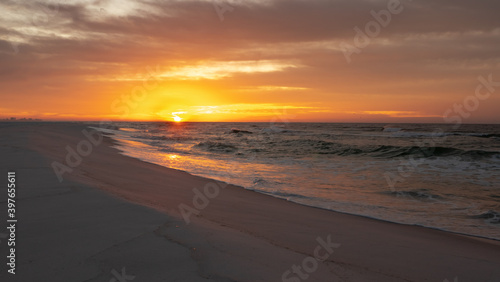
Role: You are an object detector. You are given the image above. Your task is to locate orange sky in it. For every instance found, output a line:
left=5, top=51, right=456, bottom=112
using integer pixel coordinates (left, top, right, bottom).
left=1, top=0, right=499, bottom=123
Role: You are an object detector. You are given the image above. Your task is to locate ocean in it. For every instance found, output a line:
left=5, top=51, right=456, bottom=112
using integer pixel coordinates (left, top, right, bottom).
left=90, top=122, right=500, bottom=240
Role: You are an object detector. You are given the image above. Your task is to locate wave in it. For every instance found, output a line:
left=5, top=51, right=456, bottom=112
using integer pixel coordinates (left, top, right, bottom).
left=130, top=134, right=194, bottom=143
left=391, top=131, right=500, bottom=139
left=128, top=130, right=499, bottom=160
left=228, top=128, right=253, bottom=134
left=475, top=133, right=500, bottom=138
left=132, top=134, right=168, bottom=141
left=261, top=127, right=292, bottom=134
left=261, top=190, right=310, bottom=200
left=471, top=210, right=500, bottom=224
left=368, top=145, right=499, bottom=159
left=252, top=177, right=268, bottom=186
left=382, top=125, right=402, bottom=132
left=261, top=138, right=499, bottom=160
left=194, top=141, right=238, bottom=153
left=380, top=123, right=500, bottom=139
left=318, top=143, right=498, bottom=160
left=314, top=143, right=498, bottom=160
left=384, top=190, right=443, bottom=200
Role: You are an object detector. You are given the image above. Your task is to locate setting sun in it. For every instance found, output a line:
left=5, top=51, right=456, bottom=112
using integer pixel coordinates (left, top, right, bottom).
left=172, top=111, right=185, bottom=122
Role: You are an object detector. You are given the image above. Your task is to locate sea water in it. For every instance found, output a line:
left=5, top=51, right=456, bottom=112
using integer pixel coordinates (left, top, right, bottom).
left=91, top=122, right=500, bottom=240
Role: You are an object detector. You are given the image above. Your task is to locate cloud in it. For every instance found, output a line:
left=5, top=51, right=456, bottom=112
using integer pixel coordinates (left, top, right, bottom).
left=0, top=0, right=499, bottom=122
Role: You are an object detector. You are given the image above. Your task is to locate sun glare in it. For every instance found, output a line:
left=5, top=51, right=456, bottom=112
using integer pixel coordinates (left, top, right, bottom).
left=171, top=111, right=186, bottom=122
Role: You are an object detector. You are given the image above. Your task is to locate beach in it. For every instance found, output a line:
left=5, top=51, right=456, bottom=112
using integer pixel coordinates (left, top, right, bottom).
left=1, top=122, right=499, bottom=282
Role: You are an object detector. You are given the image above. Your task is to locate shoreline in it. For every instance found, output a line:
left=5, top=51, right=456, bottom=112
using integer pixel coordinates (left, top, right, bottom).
left=3, top=122, right=500, bottom=281
left=105, top=123, right=500, bottom=243
left=111, top=133, right=500, bottom=243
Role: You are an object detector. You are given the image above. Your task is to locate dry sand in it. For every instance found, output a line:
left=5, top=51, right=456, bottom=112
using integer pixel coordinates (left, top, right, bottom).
left=0, top=122, right=499, bottom=282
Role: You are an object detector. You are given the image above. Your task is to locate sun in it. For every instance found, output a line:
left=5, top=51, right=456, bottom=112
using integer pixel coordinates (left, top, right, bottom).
left=170, top=111, right=186, bottom=122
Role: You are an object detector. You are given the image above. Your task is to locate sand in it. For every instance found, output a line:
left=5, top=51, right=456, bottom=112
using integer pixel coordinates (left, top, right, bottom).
left=0, top=122, right=499, bottom=282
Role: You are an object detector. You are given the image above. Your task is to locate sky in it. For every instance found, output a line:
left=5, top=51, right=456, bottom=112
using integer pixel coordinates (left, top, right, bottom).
left=0, top=0, right=499, bottom=123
